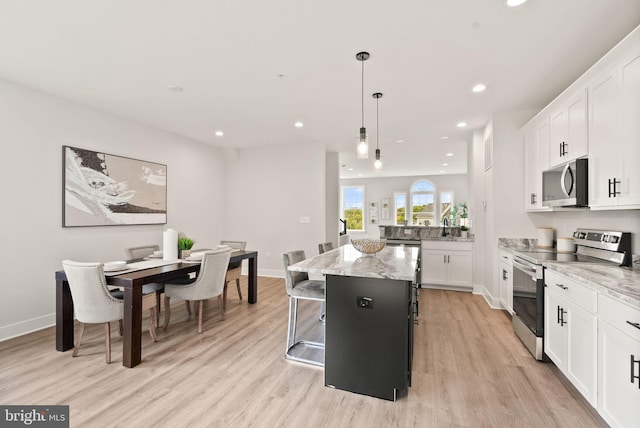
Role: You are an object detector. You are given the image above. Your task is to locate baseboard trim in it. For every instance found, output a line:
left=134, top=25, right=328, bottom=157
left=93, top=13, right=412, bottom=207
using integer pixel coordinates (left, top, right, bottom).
left=0, top=313, right=55, bottom=342
left=473, top=284, right=502, bottom=309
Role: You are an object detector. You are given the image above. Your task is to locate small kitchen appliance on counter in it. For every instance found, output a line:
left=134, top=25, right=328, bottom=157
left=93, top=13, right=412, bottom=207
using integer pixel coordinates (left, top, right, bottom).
left=511, top=228, right=632, bottom=360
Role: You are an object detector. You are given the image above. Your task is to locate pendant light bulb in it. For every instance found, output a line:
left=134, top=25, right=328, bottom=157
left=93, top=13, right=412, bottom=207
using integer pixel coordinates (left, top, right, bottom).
left=356, top=52, right=370, bottom=159
left=372, top=92, right=383, bottom=170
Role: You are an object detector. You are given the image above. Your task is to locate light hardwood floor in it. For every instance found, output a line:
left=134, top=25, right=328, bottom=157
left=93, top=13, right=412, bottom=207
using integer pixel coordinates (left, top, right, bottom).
left=0, top=277, right=607, bottom=427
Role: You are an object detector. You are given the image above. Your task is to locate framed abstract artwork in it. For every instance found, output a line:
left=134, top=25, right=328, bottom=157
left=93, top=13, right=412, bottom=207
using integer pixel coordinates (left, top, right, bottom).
left=63, top=146, right=167, bottom=227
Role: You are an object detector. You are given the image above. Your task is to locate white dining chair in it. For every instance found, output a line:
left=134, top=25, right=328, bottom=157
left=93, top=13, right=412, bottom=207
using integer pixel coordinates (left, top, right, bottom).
left=220, top=240, right=246, bottom=309
left=163, top=248, right=232, bottom=334
left=62, top=261, right=124, bottom=363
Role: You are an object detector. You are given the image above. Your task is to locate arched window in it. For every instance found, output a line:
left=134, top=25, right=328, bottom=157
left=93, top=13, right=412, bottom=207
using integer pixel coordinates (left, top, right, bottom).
left=410, top=180, right=436, bottom=226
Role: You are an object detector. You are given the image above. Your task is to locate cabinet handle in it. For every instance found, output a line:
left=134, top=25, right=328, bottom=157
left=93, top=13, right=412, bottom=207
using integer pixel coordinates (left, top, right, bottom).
left=559, top=142, right=562, bottom=157
left=555, top=283, right=568, bottom=290
left=557, top=306, right=567, bottom=326
left=609, top=178, right=621, bottom=197
left=626, top=321, right=640, bottom=331
left=560, top=141, right=568, bottom=156
left=444, top=254, right=447, bottom=264
left=502, top=269, right=508, bottom=281
left=631, top=355, right=640, bottom=388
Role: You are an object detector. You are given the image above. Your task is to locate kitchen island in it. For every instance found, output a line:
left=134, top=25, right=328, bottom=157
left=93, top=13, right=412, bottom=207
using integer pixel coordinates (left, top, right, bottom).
left=288, top=244, right=420, bottom=401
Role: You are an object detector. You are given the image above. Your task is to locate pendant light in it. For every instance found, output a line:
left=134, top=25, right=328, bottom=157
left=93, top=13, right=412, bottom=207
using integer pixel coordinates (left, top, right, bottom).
left=372, top=92, right=383, bottom=169
left=356, top=52, right=370, bottom=159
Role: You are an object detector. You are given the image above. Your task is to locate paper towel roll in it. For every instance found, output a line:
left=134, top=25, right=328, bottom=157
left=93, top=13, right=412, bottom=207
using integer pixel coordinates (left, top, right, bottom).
left=163, top=228, right=178, bottom=260
left=538, top=227, right=554, bottom=248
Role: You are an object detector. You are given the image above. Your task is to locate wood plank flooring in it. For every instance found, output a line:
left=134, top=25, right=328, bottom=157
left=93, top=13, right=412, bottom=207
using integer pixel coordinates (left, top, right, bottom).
left=0, top=277, right=607, bottom=427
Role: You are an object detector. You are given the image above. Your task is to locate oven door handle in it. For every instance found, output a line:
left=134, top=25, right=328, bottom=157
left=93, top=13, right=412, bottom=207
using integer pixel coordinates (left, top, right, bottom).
left=512, top=259, right=538, bottom=278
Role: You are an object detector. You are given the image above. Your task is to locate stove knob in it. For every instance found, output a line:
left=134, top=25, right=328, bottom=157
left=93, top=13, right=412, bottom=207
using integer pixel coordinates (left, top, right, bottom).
left=573, top=231, right=579, bottom=238
left=611, top=236, right=619, bottom=244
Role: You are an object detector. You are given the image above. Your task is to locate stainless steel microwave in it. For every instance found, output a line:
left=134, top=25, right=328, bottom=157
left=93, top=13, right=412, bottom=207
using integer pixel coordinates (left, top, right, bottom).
left=542, top=158, right=588, bottom=207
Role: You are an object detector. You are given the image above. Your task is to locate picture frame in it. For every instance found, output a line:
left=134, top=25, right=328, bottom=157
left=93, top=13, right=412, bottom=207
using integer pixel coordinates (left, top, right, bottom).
left=62, top=146, right=167, bottom=227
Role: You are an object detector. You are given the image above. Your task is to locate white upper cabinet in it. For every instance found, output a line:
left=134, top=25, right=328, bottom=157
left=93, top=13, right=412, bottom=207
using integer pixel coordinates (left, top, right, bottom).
left=549, top=89, right=588, bottom=168
left=524, top=118, right=550, bottom=212
left=589, top=41, right=640, bottom=209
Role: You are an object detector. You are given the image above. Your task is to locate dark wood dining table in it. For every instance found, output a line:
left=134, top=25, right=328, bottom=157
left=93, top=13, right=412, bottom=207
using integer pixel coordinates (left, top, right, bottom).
left=55, top=250, right=258, bottom=367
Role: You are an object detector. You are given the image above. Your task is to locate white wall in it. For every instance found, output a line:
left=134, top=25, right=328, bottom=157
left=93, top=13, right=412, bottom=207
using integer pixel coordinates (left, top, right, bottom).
left=340, top=174, right=469, bottom=237
left=225, top=142, right=326, bottom=276
left=0, top=79, right=227, bottom=341
left=325, top=152, right=340, bottom=247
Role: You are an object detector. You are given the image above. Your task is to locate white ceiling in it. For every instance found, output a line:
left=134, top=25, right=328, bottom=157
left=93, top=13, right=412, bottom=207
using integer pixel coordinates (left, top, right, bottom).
left=0, top=1, right=638, bottom=179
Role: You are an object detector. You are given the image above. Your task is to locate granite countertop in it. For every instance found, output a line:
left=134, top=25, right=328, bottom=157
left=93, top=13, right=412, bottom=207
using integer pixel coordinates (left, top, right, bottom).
left=287, top=245, right=419, bottom=281
left=498, top=238, right=640, bottom=309
left=380, top=225, right=474, bottom=242
left=543, top=262, right=640, bottom=310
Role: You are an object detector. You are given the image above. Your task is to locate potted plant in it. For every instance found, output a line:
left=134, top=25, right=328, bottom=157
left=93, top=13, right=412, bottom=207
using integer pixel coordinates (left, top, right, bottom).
left=178, top=236, right=195, bottom=259
left=460, top=225, right=469, bottom=238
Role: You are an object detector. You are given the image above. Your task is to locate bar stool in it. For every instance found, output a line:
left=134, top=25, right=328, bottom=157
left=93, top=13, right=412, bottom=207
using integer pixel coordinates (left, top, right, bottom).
left=282, top=251, right=325, bottom=366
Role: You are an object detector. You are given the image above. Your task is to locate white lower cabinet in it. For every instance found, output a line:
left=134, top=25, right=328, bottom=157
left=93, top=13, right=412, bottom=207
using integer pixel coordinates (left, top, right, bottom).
left=420, top=241, right=472, bottom=291
left=597, top=294, right=640, bottom=428
left=544, top=269, right=597, bottom=406
left=498, top=250, right=513, bottom=314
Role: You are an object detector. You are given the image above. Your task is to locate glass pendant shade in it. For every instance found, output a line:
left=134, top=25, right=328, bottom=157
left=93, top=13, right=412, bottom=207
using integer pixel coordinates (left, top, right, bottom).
left=374, top=148, right=382, bottom=169
left=357, top=127, right=368, bottom=159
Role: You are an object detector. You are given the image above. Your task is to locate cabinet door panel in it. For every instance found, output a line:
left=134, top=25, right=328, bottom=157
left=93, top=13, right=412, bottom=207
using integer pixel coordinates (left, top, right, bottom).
left=446, top=251, right=472, bottom=287
left=566, top=303, right=597, bottom=406
left=550, top=109, right=568, bottom=167
left=620, top=45, right=640, bottom=206
left=568, top=93, right=588, bottom=160
left=544, top=289, right=567, bottom=368
left=598, top=320, right=640, bottom=428
left=588, top=70, right=619, bottom=207
left=421, top=250, right=446, bottom=285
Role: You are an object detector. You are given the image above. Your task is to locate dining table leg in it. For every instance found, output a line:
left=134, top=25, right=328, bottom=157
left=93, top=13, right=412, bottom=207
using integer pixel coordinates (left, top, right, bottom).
left=56, top=279, right=74, bottom=351
left=122, top=285, right=143, bottom=368
left=247, top=254, right=258, bottom=304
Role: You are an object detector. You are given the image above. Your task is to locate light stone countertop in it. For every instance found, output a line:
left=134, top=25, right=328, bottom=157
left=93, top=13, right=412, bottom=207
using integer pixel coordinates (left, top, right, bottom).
left=542, top=262, right=640, bottom=310
left=498, top=240, right=640, bottom=309
left=287, top=245, right=419, bottom=282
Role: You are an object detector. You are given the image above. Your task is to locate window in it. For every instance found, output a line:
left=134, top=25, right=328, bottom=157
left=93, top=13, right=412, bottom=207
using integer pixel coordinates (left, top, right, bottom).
left=410, top=180, right=435, bottom=226
left=440, top=191, right=454, bottom=224
left=394, top=193, right=406, bottom=225
left=342, top=186, right=364, bottom=231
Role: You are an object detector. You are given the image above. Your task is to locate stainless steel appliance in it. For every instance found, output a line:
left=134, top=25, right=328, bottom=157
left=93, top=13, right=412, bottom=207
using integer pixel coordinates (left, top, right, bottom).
left=512, top=228, right=631, bottom=360
left=542, top=158, right=588, bottom=207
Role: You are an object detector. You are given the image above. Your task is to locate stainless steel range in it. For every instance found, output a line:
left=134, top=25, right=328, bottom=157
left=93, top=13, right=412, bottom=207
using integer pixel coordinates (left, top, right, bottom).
left=511, top=228, right=632, bottom=360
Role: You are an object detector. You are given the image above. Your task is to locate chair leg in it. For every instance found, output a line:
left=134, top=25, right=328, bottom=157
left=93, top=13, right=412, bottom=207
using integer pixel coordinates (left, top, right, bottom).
left=286, top=297, right=298, bottom=353
left=164, top=296, right=171, bottom=329
left=185, top=300, right=192, bottom=316
left=223, top=282, right=228, bottom=310
left=235, top=278, right=242, bottom=300
left=104, top=322, right=111, bottom=364
left=197, top=300, right=204, bottom=334
left=118, top=319, right=123, bottom=336
left=149, top=307, right=158, bottom=342
left=156, top=290, right=162, bottom=317
left=72, top=322, right=86, bottom=358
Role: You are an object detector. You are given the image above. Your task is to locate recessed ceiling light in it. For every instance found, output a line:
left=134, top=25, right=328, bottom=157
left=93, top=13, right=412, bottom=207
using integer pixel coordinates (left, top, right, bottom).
left=294, top=121, right=304, bottom=128
left=348, top=168, right=354, bottom=171
left=358, top=174, right=363, bottom=177
left=472, top=83, right=487, bottom=93
left=440, top=170, right=445, bottom=173
left=441, top=136, right=449, bottom=140
left=215, top=131, right=224, bottom=137
left=446, top=153, right=454, bottom=157
left=168, top=85, right=183, bottom=92
left=442, top=163, right=449, bottom=166
left=506, top=0, right=527, bottom=6
left=396, top=139, right=404, bottom=143
left=456, top=122, right=467, bottom=128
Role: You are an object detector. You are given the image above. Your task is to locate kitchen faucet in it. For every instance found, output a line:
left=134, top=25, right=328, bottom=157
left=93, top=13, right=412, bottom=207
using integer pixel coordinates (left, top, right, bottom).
left=442, top=218, right=449, bottom=236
